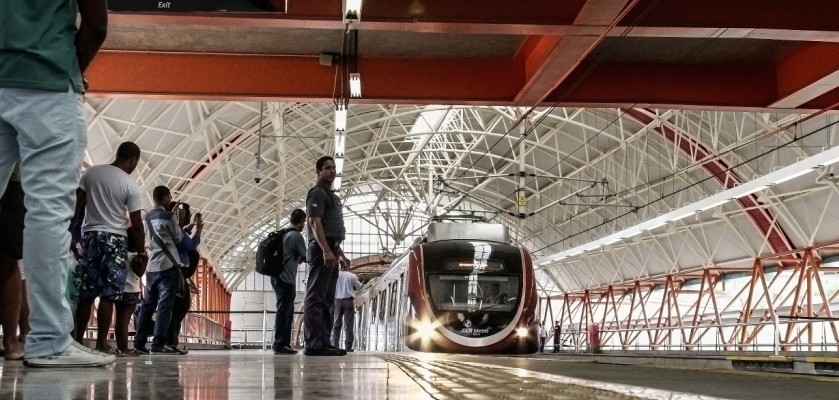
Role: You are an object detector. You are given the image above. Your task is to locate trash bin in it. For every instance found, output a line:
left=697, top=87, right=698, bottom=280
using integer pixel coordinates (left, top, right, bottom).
left=587, top=323, right=601, bottom=353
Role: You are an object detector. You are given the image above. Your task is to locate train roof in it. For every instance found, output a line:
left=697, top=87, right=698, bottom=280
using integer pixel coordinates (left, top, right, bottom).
left=427, top=223, right=509, bottom=244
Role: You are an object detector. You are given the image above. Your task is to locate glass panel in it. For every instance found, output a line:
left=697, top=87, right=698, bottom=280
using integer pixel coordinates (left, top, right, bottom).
left=428, top=274, right=520, bottom=312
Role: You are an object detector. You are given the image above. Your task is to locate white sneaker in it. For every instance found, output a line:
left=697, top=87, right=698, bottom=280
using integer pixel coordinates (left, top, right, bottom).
left=24, top=342, right=117, bottom=367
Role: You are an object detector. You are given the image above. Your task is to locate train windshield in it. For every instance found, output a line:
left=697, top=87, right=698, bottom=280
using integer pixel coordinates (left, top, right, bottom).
left=428, top=274, right=520, bottom=312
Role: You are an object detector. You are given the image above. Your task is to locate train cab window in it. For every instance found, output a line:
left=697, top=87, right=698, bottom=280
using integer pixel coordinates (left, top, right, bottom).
left=427, top=274, right=519, bottom=312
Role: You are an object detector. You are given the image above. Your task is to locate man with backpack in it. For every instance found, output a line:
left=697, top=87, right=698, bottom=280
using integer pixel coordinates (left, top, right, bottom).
left=303, top=156, right=349, bottom=356
left=270, top=209, right=306, bottom=355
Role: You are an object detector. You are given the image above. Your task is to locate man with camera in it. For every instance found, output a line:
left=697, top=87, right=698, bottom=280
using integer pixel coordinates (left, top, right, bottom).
left=166, top=202, right=204, bottom=354
left=133, top=186, right=182, bottom=355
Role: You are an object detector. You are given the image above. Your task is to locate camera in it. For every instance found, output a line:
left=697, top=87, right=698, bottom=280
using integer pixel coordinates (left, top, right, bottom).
left=252, top=171, right=263, bottom=184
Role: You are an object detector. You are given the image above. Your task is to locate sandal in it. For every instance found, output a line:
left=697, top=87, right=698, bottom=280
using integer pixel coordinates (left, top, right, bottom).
left=125, top=349, right=146, bottom=357
left=96, top=346, right=121, bottom=356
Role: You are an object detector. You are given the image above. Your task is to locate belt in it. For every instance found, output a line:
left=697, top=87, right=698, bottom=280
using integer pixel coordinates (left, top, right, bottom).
left=310, top=238, right=342, bottom=247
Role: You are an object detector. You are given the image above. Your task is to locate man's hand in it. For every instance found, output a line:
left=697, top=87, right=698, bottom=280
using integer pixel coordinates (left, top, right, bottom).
left=339, top=254, right=351, bottom=268
left=70, top=241, right=82, bottom=260
left=131, top=253, right=149, bottom=277
left=324, top=249, right=339, bottom=269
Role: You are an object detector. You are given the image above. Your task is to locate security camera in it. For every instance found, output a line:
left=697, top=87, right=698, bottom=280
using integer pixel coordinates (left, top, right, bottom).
left=252, top=171, right=263, bottom=184
left=816, top=167, right=838, bottom=183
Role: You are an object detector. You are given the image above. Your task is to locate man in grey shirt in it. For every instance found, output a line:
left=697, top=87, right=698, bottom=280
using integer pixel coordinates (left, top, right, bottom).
left=303, top=156, right=350, bottom=356
left=272, top=209, right=306, bottom=355
left=331, top=267, right=360, bottom=351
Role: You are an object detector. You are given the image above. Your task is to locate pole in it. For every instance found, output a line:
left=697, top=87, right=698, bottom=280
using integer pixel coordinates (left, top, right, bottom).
left=262, top=308, right=268, bottom=351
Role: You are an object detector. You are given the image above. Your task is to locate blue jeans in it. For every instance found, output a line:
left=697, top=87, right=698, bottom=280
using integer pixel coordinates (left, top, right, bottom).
left=134, top=268, right=179, bottom=350
left=0, top=87, right=86, bottom=358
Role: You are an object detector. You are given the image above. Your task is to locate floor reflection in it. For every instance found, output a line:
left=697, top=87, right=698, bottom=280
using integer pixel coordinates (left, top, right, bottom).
left=0, top=351, right=424, bottom=400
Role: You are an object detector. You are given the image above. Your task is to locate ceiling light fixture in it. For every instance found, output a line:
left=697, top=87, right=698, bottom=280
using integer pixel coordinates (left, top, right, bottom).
left=334, top=131, right=347, bottom=157
left=334, top=104, right=347, bottom=132
left=770, top=168, right=812, bottom=185
left=344, top=0, right=362, bottom=23
left=349, top=73, right=362, bottom=98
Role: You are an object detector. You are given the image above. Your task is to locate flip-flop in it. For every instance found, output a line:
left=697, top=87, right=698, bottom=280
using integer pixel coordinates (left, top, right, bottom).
left=96, top=346, right=121, bottom=356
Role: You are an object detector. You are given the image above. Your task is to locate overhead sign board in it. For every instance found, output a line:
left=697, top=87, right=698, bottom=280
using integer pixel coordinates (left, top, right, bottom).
left=109, top=0, right=285, bottom=12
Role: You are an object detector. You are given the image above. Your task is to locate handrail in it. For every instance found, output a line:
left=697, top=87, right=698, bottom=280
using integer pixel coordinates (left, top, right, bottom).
left=558, top=316, right=839, bottom=355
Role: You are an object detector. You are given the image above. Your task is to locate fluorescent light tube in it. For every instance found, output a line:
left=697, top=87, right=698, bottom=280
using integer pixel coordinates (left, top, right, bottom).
left=335, top=104, right=347, bottom=132
left=349, top=73, right=362, bottom=98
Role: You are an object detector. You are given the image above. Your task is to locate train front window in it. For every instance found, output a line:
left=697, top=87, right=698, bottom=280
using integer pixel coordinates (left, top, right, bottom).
left=428, top=274, right=520, bottom=312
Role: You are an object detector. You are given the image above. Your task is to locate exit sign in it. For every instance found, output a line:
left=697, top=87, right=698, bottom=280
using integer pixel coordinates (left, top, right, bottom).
left=109, top=0, right=286, bottom=12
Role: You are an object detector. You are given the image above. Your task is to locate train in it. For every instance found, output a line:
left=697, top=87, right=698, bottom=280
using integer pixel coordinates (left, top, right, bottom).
left=353, top=223, right=539, bottom=354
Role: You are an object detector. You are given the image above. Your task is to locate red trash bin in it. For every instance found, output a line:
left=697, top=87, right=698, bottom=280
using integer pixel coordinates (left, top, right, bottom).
left=587, top=323, right=601, bottom=353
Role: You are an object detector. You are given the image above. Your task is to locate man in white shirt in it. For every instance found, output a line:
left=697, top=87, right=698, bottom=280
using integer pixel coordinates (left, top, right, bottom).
left=71, top=142, right=147, bottom=354
left=539, top=322, right=547, bottom=352
left=330, top=266, right=361, bottom=351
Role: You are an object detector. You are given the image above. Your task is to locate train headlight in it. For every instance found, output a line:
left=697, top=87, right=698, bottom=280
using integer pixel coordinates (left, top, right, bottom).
left=516, top=327, right=529, bottom=337
left=417, top=321, right=436, bottom=339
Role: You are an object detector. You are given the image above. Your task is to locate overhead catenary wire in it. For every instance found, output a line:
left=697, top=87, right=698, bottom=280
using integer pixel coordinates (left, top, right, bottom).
left=439, top=0, right=658, bottom=218
left=536, top=117, right=839, bottom=253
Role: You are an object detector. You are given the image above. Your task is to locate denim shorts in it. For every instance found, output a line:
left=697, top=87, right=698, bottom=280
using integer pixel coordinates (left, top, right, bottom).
left=117, top=292, right=141, bottom=305
left=75, top=231, right=128, bottom=302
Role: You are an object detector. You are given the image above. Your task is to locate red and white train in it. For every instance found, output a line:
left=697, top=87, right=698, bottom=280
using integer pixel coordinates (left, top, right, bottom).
left=353, top=223, right=539, bottom=353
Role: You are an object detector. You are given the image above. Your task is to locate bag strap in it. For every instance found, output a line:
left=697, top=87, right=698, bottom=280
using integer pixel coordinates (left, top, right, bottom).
left=145, top=211, right=182, bottom=268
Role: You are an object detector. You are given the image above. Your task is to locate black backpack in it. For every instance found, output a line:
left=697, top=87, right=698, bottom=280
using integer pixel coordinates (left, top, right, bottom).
left=184, top=249, right=200, bottom=279
left=255, top=227, right=296, bottom=276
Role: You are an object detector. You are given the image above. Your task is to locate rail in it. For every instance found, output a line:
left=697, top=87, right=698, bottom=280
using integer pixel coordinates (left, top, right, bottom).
left=553, top=316, right=839, bottom=355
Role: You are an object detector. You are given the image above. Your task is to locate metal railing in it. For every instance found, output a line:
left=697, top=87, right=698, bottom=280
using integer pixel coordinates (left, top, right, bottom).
left=223, top=310, right=305, bottom=350
left=554, top=316, right=839, bottom=355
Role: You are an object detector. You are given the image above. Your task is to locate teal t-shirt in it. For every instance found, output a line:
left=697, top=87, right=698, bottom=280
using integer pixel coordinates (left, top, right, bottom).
left=0, top=0, right=84, bottom=93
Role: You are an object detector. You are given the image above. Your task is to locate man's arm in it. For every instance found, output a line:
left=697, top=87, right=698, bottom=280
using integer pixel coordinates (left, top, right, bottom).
left=170, top=213, right=183, bottom=244
left=294, top=232, right=306, bottom=263
left=309, top=216, right=337, bottom=268
left=130, top=253, right=147, bottom=278
left=75, top=0, right=108, bottom=75
left=335, top=246, right=351, bottom=267
left=351, top=273, right=361, bottom=290
left=69, top=188, right=87, bottom=258
left=127, top=210, right=148, bottom=265
left=70, top=188, right=86, bottom=236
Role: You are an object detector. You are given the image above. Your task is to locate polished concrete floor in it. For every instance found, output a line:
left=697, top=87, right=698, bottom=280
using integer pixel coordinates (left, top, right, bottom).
left=1, top=351, right=838, bottom=399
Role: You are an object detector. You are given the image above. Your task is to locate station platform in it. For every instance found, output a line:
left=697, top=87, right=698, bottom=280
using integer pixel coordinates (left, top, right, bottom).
left=2, top=350, right=839, bottom=399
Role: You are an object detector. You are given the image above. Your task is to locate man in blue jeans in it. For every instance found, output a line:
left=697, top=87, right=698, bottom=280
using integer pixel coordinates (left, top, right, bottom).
left=133, top=186, right=182, bottom=355
left=0, top=0, right=114, bottom=367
